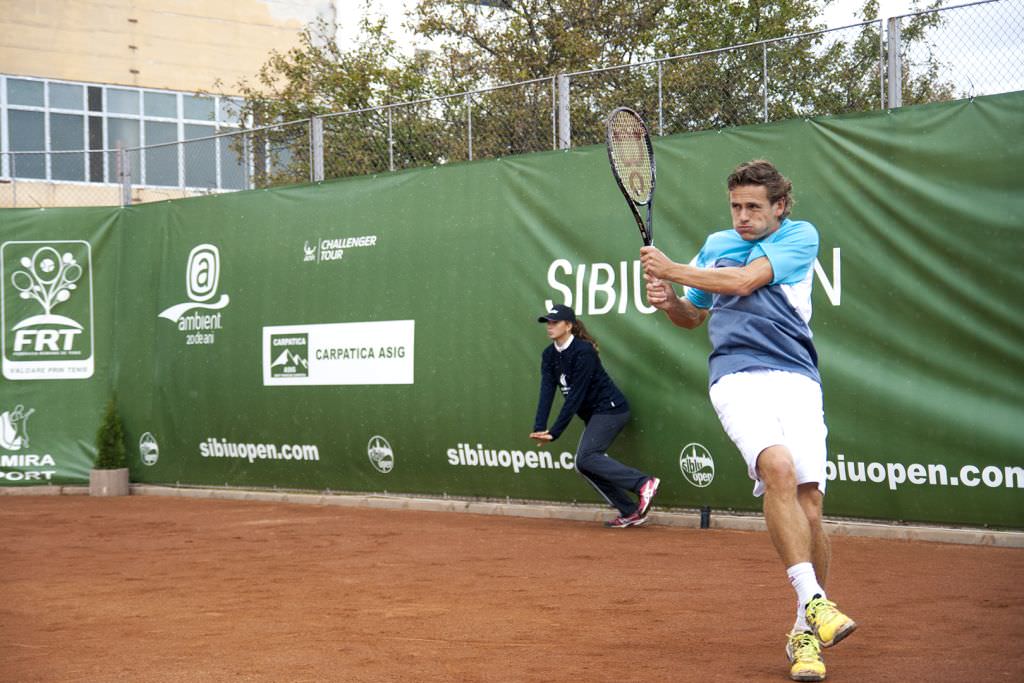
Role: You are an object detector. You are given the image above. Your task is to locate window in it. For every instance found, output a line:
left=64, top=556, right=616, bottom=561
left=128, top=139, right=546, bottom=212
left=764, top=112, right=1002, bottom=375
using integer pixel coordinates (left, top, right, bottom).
left=50, top=113, right=86, bottom=180
left=145, top=92, right=177, bottom=118
left=50, top=83, right=84, bottom=110
left=183, top=94, right=215, bottom=122
left=2, top=74, right=247, bottom=191
left=144, top=121, right=179, bottom=186
left=8, top=109, right=45, bottom=178
left=8, top=78, right=44, bottom=107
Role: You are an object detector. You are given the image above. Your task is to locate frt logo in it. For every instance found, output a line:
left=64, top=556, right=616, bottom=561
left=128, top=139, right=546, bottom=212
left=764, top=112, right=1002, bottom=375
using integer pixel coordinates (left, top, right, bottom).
left=13, top=329, right=81, bottom=352
left=2, top=241, right=94, bottom=380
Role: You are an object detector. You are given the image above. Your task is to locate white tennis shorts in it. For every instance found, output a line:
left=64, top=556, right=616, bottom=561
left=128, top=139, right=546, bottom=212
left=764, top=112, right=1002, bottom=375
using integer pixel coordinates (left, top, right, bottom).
left=709, top=369, right=828, bottom=498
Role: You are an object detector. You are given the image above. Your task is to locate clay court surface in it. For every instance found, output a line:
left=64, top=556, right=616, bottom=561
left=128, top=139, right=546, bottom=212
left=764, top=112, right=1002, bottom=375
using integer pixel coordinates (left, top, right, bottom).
left=2, top=496, right=1022, bottom=682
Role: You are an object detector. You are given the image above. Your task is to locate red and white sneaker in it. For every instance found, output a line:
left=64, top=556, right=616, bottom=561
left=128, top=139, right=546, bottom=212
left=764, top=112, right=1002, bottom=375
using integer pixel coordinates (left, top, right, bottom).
left=636, top=477, right=661, bottom=518
left=604, top=512, right=648, bottom=528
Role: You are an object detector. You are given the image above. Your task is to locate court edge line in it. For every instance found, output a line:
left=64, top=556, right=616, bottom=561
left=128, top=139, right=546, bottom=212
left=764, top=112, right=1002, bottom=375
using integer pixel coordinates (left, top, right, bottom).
left=2, top=483, right=1022, bottom=549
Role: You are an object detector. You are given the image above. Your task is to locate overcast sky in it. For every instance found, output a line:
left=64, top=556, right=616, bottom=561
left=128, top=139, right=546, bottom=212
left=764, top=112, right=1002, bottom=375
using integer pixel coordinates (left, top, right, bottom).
left=822, top=0, right=920, bottom=27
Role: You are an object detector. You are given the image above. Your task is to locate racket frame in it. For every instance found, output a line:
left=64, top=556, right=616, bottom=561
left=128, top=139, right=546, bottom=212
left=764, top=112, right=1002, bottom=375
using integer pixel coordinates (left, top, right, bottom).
left=605, top=106, right=657, bottom=246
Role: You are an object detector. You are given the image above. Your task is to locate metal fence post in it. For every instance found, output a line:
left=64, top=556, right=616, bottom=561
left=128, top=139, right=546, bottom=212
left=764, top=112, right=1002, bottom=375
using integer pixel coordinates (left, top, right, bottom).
left=657, top=62, right=664, bottom=136
left=387, top=108, right=394, bottom=172
left=551, top=77, right=557, bottom=150
left=466, top=93, right=473, bottom=161
left=879, top=19, right=886, bottom=108
left=887, top=17, right=903, bottom=109
left=763, top=43, right=769, bottom=122
left=117, top=145, right=131, bottom=207
left=557, top=74, right=571, bottom=150
left=10, top=154, right=17, bottom=208
left=243, top=132, right=252, bottom=190
left=311, top=115, right=325, bottom=182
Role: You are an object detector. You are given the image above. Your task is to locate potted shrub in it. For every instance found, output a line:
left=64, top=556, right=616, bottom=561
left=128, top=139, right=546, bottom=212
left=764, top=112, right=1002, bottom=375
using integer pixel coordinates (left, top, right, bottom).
left=89, top=396, right=130, bottom=496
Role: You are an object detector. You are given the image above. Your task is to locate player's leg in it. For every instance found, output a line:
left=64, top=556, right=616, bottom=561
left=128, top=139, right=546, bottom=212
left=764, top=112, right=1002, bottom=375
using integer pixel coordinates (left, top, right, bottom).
left=798, top=483, right=830, bottom=587
left=758, top=448, right=831, bottom=682
left=779, top=375, right=855, bottom=649
left=757, top=445, right=814, bottom=568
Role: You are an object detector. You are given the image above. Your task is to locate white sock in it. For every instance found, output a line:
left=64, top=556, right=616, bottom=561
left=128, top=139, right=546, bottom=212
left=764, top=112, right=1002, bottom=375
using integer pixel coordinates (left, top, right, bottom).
left=793, top=604, right=810, bottom=633
left=787, top=562, right=826, bottom=619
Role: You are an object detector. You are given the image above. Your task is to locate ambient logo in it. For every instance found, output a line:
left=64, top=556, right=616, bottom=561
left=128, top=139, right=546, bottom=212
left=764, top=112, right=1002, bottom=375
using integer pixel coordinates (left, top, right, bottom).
left=1, top=241, right=94, bottom=380
left=158, top=243, right=230, bottom=345
left=679, top=442, right=715, bottom=488
left=269, top=334, right=308, bottom=378
left=0, top=404, right=56, bottom=482
left=302, top=235, right=379, bottom=264
left=368, top=435, right=394, bottom=473
left=139, top=432, right=159, bottom=466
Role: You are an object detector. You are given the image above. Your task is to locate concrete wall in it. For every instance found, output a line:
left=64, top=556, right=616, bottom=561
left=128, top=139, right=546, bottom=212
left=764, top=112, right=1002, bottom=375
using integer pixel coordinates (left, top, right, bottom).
left=0, top=0, right=334, bottom=93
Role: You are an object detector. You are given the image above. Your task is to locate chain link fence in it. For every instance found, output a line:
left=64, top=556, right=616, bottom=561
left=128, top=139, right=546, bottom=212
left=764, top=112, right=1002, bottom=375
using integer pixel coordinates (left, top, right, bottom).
left=893, top=0, right=1024, bottom=103
left=1, top=0, right=1019, bottom=208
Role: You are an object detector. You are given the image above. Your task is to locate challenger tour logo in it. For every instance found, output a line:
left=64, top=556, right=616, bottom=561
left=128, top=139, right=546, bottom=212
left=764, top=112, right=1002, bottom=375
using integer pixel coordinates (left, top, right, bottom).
left=302, top=235, right=378, bottom=264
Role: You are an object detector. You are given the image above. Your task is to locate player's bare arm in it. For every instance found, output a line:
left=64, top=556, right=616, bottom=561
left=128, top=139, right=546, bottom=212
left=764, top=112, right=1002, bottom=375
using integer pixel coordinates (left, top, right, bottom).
left=644, top=274, right=708, bottom=329
left=640, top=245, right=774, bottom=296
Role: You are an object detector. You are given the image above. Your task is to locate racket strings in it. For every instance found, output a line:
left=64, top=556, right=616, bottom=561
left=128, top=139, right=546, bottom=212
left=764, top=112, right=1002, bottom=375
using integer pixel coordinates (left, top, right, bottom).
left=608, top=112, right=653, bottom=203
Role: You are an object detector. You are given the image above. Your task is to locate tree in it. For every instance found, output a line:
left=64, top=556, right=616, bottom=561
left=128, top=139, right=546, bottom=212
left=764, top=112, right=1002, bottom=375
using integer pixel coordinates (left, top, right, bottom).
left=227, top=0, right=954, bottom=181
left=230, top=14, right=442, bottom=184
left=94, top=396, right=127, bottom=470
left=412, top=0, right=669, bottom=83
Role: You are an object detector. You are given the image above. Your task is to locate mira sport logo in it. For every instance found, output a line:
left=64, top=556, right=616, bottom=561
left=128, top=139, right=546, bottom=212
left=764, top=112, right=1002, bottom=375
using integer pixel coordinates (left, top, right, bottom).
left=158, top=243, right=230, bottom=345
left=0, top=404, right=34, bottom=450
left=1, top=241, right=94, bottom=380
left=679, top=442, right=715, bottom=488
left=0, top=404, right=57, bottom=483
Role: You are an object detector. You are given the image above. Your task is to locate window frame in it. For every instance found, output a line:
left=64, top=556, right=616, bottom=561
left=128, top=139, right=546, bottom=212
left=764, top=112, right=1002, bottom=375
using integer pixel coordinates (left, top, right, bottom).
left=1, top=74, right=247, bottom=191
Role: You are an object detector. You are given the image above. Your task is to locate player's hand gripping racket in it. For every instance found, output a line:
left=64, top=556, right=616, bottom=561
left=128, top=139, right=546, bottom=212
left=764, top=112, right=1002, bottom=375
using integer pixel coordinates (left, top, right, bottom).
left=606, top=107, right=656, bottom=246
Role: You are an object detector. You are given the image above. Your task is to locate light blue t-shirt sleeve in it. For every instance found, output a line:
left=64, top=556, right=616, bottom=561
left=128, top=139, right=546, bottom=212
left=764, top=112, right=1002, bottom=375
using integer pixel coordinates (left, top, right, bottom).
left=683, top=251, right=713, bottom=309
left=750, top=219, right=819, bottom=286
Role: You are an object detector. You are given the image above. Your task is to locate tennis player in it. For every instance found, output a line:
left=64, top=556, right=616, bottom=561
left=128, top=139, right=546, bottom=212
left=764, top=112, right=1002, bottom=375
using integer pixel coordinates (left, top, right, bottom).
left=640, top=160, right=855, bottom=681
left=530, top=304, right=660, bottom=528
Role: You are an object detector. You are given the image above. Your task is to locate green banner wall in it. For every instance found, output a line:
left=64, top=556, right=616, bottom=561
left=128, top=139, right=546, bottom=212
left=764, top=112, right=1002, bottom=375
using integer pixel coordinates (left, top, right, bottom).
left=0, top=207, right=120, bottom=484
left=2, top=92, right=1022, bottom=528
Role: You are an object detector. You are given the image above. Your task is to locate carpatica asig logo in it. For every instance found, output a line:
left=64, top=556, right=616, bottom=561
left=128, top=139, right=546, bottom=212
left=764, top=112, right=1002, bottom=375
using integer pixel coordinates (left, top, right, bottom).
left=1, top=241, right=95, bottom=380
left=269, top=334, right=308, bottom=378
left=158, top=244, right=230, bottom=345
left=679, top=442, right=715, bottom=488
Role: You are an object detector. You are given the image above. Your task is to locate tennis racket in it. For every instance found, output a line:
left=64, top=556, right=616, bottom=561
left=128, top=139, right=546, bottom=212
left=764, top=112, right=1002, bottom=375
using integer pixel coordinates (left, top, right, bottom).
left=605, top=107, right=656, bottom=246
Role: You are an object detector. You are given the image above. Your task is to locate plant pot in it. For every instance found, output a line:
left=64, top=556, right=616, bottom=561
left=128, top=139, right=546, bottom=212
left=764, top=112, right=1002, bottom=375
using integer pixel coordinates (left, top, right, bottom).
left=89, top=468, right=130, bottom=496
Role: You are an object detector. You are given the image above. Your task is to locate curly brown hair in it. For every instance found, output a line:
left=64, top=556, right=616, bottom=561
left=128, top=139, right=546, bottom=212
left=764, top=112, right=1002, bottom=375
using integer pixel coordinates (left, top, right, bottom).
left=727, top=160, right=793, bottom=218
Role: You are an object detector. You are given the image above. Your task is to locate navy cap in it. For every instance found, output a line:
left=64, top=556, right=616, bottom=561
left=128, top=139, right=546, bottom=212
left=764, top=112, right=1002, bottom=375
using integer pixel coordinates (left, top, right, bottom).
left=537, top=304, right=576, bottom=323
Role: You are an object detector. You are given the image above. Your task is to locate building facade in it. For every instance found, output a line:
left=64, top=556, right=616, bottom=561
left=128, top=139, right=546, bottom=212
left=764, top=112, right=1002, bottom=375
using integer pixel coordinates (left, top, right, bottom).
left=0, top=0, right=336, bottom=206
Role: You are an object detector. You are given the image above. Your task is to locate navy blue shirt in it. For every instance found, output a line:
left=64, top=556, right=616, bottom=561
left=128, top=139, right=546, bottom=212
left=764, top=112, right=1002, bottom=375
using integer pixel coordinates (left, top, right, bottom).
left=533, top=338, right=629, bottom=440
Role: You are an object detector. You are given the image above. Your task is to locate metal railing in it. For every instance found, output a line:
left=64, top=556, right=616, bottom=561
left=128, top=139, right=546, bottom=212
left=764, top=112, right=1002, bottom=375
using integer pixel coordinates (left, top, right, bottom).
left=1, top=0, right=1019, bottom=208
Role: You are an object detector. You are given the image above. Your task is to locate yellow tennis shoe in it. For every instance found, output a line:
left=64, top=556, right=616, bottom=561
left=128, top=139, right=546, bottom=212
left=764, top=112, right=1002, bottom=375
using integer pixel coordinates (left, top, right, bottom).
left=805, top=596, right=857, bottom=648
left=786, top=630, right=826, bottom=681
